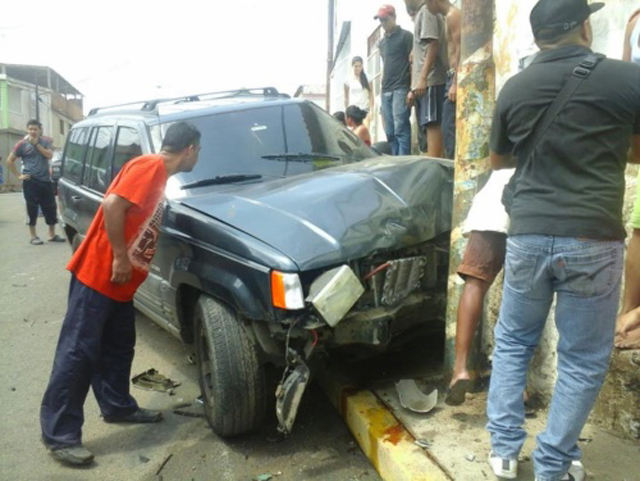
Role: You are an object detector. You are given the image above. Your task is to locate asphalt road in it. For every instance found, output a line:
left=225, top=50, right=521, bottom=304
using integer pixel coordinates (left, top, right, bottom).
left=0, top=192, right=380, bottom=481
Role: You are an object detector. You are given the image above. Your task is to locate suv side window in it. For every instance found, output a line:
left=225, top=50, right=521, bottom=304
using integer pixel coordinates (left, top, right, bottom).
left=113, top=127, right=142, bottom=178
left=83, top=126, right=114, bottom=193
left=62, top=127, right=89, bottom=184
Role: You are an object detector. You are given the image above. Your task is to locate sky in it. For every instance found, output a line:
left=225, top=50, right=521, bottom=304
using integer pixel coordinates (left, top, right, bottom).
left=0, top=0, right=329, bottom=114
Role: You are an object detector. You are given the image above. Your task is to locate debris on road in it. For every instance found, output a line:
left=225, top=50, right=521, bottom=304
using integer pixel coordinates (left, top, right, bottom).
left=414, top=438, right=431, bottom=449
left=155, top=454, right=173, bottom=476
left=311, top=447, right=340, bottom=461
left=132, top=368, right=181, bottom=394
left=139, top=455, right=150, bottom=463
left=173, top=409, right=205, bottom=418
left=465, top=453, right=476, bottom=462
left=253, top=472, right=282, bottom=481
left=396, top=379, right=438, bottom=413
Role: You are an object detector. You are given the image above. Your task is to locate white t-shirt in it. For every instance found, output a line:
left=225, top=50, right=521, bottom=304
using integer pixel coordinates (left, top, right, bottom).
left=346, top=77, right=370, bottom=111
left=463, top=169, right=515, bottom=235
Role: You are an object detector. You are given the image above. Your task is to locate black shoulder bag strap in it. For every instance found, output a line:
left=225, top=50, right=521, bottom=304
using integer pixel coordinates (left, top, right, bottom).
left=501, top=53, right=605, bottom=213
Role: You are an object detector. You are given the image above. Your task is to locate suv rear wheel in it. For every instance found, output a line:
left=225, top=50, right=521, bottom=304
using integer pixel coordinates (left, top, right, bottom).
left=194, top=295, right=266, bottom=437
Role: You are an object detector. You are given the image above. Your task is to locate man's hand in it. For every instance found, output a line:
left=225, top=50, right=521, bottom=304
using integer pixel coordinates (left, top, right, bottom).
left=448, top=83, right=457, bottom=103
left=413, top=79, right=427, bottom=99
left=406, top=90, right=415, bottom=107
left=616, top=307, right=640, bottom=339
left=19, top=174, right=31, bottom=181
left=28, top=136, right=40, bottom=145
left=111, top=254, right=132, bottom=284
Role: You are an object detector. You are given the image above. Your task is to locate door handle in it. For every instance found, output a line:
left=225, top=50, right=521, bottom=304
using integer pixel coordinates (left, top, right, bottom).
left=71, top=196, right=82, bottom=201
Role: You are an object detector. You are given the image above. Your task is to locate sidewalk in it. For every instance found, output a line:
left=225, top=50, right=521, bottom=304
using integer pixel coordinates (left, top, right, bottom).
left=319, top=338, right=640, bottom=481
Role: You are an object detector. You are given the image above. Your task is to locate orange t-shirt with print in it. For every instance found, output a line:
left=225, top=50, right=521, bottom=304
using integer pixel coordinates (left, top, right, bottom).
left=67, top=154, right=168, bottom=302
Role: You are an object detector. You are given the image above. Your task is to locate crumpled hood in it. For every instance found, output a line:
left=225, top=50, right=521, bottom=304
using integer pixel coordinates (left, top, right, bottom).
left=180, top=156, right=453, bottom=271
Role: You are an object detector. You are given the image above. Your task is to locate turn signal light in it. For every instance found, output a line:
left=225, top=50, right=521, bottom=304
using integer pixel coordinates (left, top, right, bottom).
left=271, top=271, right=305, bottom=310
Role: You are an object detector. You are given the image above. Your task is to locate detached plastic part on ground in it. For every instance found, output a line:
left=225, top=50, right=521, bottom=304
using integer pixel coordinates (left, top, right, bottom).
left=395, top=379, right=438, bottom=413
left=132, top=368, right=181, bottom=394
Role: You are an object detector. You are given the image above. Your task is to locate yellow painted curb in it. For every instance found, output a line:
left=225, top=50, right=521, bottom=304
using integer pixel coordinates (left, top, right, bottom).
left=318, top=373, right=451, bottom=481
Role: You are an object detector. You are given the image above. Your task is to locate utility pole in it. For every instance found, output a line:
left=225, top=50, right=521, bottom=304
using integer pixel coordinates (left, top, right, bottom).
left=444, top=0, right=496, bottom=381
left=35, top=84, right=40, bottom=122
left=326, top=0, right=335, bottom=112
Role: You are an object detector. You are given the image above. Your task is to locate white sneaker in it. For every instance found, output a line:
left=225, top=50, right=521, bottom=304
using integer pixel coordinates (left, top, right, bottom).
left=564, top=461, right=586, bottom=481
left=535, top=461, right=586, bottom=481
left=488, top=451, right=518, bottom=479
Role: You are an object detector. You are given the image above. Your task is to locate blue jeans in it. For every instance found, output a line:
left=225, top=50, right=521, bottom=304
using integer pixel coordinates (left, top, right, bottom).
left=487, top=235, right=623, bottom=481
left=381, top=88, right=411, bottom=155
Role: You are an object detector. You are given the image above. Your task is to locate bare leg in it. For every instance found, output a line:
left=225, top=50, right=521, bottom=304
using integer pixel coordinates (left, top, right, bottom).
left=620, top=229, right=640, bottom=315
left=48, top=224, right=56, bottom=239
left=451, top=276, right=491, bottom=385
left=426, top=124, right=443, bottom=158
left=615, top=229, right=640, bottom=348
left=29, top=225, right=37, bottom=238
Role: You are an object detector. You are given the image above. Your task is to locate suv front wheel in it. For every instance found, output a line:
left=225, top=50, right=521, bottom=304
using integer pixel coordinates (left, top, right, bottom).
left=194, top=295, right=266, bottom=437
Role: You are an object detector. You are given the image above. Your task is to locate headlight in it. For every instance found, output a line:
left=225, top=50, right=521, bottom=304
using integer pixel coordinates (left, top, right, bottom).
left=271, top=271, right=305, bottom=310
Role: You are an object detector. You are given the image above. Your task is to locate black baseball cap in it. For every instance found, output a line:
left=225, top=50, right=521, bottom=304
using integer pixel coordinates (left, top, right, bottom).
left=530, top=0, right=605, bottom=40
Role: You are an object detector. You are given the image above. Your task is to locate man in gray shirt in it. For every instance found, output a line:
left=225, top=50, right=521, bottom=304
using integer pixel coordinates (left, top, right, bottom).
left=7, top=119, right=65, bottom=245
left=405, top=0, right=448, bottom=158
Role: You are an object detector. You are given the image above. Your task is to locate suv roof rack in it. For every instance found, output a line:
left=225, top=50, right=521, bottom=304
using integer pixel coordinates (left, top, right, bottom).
left=87, top=87, right=289, bottom=117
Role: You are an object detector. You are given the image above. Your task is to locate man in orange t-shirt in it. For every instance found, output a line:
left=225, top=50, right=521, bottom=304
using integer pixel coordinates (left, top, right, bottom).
left=41, top=122, right=201, bottom=466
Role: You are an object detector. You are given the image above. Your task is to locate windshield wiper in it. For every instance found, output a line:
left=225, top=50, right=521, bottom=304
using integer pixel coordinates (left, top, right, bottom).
left=181, top=174, right=262, bottom=190
left=261, top=152, right=341, bottom=162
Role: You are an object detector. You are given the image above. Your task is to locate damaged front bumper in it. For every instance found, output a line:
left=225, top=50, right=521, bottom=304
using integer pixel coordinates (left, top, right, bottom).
left=272, top=252, right=445, bottom=434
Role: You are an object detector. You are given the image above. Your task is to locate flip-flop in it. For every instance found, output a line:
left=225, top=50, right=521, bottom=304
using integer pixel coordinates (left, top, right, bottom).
left=48, top=235, right=66, bottom=243
left=445, top=379, right=473, bottom=406
left=30, top=237, right=44, bottom=245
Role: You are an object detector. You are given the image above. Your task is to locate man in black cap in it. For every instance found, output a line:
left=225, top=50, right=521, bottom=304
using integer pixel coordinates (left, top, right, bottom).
left=485, top=1, right=640, bottom=480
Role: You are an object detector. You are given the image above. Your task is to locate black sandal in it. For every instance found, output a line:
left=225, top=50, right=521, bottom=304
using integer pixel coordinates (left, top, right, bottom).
left=445, top=379, right=473, bottom=406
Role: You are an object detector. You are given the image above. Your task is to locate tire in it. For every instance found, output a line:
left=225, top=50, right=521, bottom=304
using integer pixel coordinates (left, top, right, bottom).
left=194, top=295, right=266, bottom=437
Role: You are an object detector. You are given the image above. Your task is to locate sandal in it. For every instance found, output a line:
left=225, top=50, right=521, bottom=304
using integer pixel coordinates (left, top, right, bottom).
left=30, top=237, right=44, bottom=245
left=48, top=235, right=66, bottom=243
left=445, top=379, right=473, bottom=406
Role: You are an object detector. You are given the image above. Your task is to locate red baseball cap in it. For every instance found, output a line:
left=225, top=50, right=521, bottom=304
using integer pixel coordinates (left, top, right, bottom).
left=374, top=4, right=396, bottom=20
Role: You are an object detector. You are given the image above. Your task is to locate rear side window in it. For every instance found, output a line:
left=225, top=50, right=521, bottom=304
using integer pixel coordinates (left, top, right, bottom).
left=83, top=126, right=114, bottom=193
left=113, top=127, right=142, bottom=178
left=62, top=128, right=88, bottom=184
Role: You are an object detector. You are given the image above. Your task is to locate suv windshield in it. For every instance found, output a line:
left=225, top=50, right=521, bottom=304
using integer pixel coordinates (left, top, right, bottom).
left=153, top=102, right=378, bottom=192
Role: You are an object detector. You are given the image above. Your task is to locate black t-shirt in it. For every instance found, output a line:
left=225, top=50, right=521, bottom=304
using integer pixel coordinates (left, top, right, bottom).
left=491, top=45, right=640, bottom=240
left=379, top=26, right=413, bottom=92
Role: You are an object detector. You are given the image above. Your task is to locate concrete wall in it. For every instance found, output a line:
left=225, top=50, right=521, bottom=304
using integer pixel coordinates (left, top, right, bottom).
left=488, top=0, right=640, bottom=439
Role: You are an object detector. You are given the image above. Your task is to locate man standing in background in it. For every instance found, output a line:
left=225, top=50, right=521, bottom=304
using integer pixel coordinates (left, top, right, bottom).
left=426, top=0, right=461, bottom=160
left=376, top=4, right=414, bottom=155
left=405, top=0, right=448, bottom=158
left=7, top=119, right=65, bottom=245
